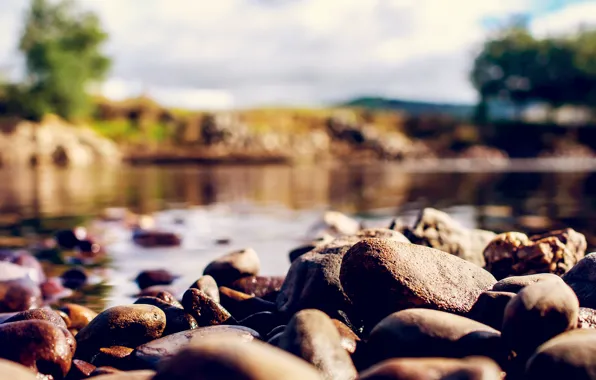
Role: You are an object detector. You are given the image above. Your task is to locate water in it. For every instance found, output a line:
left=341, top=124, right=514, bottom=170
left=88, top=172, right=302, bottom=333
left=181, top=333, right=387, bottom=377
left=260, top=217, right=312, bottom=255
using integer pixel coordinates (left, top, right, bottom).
left=0, top=161, right=595, bottom=311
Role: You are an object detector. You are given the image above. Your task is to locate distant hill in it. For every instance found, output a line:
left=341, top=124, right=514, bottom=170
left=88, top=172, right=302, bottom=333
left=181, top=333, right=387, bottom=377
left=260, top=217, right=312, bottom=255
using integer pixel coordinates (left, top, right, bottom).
left=340, top=97, right=515, bottom=121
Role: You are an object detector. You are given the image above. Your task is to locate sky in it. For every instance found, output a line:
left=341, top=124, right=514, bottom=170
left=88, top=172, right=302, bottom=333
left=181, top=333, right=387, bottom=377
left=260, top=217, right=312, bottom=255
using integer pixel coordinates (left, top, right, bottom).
left=1, top=0, right=596, bottom=110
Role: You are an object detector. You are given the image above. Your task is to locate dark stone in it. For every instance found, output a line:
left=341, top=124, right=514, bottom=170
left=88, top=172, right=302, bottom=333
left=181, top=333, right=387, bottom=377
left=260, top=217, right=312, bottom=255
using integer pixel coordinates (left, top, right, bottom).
left=60, top=304, right=97, bottom=331
left=55, top=229, right=81, bottom=250
left=181, top=288, right=233, bottom=326
left=230, top=276, right=285, bottom=302
left=278, top=309, right=357, bottom=380
left=404, top=208, right=496, bottom=267
left=219, top=286, right=276, bottom=320
left=237, top=312, right=284, bottom=337
left=265, top=325, right=286, bottom=340
left=466, top=291, right=516, bottom=330
left=502, top=279, right=579, bottom=357
left=67, top=359, right=96, bottom=379
left=359, top=357, right=503, bottom=380
left=75, top=305, right=166, bottom=361
left=203, top=248, right=260, bottom=286
left=340, top=239, right=496, bottom=327
left=526, top=329, right=596, bottom=380
left=0, top=320, right=73, bottom=378
left=0, top=278, right=42, bottom=312
left=135, top=270, right=178, bottom=290
left=563, top=253, right=596, bottom=309
left=90, top=346, right=134, bottom=370
left=484, top=229, right=586, bottom=279
left=492, top=273, right=561, bottom=293
left=4, top=308, right=68, bottom=328
left=152, top=336, right=323, bottom=380
left=133, top=325, right=260, bottom=370
left=190, top=275, right=220, bottom=303
left=132, top=230, right=181, bottom=248
left=367, top=309, right=500, bottom=366
left=61, top=268, right=88, bottom=289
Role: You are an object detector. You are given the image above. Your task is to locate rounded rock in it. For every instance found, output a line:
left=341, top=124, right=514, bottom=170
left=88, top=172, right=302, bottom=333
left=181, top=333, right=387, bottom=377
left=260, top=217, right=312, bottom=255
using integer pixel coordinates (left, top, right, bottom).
left=135, top=270, right=178, bottom=290
left=492, top=273, right=561, bottom=293
left=340, top=239, right=496, bottom=326
left=75, top=305, right=166, bottom=360
left=219, top=286, right=275, bottom=320
left=153, top=336, right=323, bottom=380
left=181, top=288, right=233, bottom=326
left=190, top=275, right=219, bottom=303
left=203, top=248, right=260, bottom=286
left=466, top=291, right=516, bottom=330
left=4, top=308, right=68, bottom=328
left=230, top=276, right=285, bottom=301
left=502, top=279, right=579, bottom=356
left=60, top=303, right=97, bottom=330
left=0, top=278, right=42, bottom=312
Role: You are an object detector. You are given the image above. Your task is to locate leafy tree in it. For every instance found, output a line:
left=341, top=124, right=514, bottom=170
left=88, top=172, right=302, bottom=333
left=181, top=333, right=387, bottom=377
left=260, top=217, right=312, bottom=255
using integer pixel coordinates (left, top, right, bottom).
left=18, top=0, right=110, bottom=121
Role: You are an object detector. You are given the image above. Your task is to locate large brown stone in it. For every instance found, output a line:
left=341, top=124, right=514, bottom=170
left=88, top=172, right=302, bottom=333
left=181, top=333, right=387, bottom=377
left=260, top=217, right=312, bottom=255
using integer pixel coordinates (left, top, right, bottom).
left=563, top=253, right=596, bottom=308
left=484, top=229, right=586, bottom=279
left=526, top=329, right=596, bottom=380
left=502, top=279, right=579, bottom=356
left=75, top=305, right=166, bottom=361
left=340, top=239, right=496, bottom=326
left=153, top=336, right=323, bottom=380
left=0, top=320, right=73, bottom=378
left=203, top=248, right=260, bottom=286
left=278, top=309, right=357, bottom=380
left=3, top=308, right=67, bottom=328
left=403, top=208, right=496, bottom=267
left=134, top=325, right=260, bottom=369
left=359, top=357, right=503, bottom=380
left=366, top=309, right=501, bottom=365
left=181, top=288, right=233, bottom=326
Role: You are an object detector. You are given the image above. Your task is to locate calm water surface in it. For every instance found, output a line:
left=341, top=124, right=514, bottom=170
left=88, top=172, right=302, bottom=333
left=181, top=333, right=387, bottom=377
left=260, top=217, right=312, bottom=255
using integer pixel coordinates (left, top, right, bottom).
left=0, top=161, right=595, bottom=310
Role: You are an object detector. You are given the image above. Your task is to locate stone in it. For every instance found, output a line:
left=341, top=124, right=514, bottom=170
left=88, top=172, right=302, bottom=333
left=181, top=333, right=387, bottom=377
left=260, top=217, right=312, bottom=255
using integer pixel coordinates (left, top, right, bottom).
left=0, top=359, right=37, bottom=379
left=68, top=359, right=96, bottom=379
left=41, top=277, right=73, bottom=301
left=153, top=336, right=323, bottom=380
left=230, top=276, right=285, bottom=302
left=502, top=279, right=579, bottom=356
left=526, top=329, right=596, bottom=380
left=492, top=273, right=561, bottom=293
left=135, top=296, right=197, bottom=336
left=61, top=268, right=88, bottom=289
left=135, top=270, right=178, bottom=290
left=181, top=288, right=233, bottom=326
left=219, top=286, right=276, bottom=320
left=289, top=235, right=334, bottom=263
left=60, top=303, right=98, bottom=330
left=87, top=370, right=155, bottom=379
left=484, top=229, right=587, bottom=279
left=75, top=305, right=166, bottom=361
left=132, top=230, right=181, bottom=248
left=0, top=278, right=42, bottom=312
left=135, top=286, right=178, bottom=299
left=237, top=311, right=284, bottom=337
left=278, top=309, right=357, bottom=380
left=203, top=248, right=260, bottom=286
left=190, top=275, right=219, bottom=303
left=3, top=308, right=68, bottom=328
left=332, top=319, right=360, bottom=355
left=90, top=367, right=121, bottom=376
left=0, top=251, right=45, bottom=284
left=579, top=308, right=596, bottom=329
left=309, top=211, right=361, bottom=238
left=403, top=208, right=496, bottom=267
left=466, top=291, right=516, bottom=330
left=0, top=320, right=73, bottom=378
left=563, top=253, right=596, bottom=308
left=359, top=357, right=503, bottom=380
left=367, top=309, right=500, bottom=365
left=265, top=325, right=286, bottom=340
left=90, top=346, right=134, bottom=370
left=134, top=325, right=260, bottom=369
left=340, top=239, right=496, bottom=326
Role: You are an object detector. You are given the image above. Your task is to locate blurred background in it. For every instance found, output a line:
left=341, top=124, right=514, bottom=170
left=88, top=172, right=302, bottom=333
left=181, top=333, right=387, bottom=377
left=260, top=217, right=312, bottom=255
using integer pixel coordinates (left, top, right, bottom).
left=0, top=0, right=596, bottom=308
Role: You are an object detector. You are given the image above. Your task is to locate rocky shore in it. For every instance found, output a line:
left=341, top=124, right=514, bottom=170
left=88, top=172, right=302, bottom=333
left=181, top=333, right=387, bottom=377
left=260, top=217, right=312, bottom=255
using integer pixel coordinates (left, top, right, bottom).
left=0, top=208, right=594, bottom=378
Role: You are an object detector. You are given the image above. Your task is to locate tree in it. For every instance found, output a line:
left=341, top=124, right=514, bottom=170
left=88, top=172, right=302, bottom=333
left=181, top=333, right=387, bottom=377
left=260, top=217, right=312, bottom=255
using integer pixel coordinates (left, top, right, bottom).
left=18, top=0, right=110, bottom=121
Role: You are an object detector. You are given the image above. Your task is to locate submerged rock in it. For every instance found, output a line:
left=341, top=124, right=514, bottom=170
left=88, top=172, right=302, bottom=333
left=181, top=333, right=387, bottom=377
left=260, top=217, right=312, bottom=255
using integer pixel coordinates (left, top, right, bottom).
left=135, top=269, right=178, bottom=290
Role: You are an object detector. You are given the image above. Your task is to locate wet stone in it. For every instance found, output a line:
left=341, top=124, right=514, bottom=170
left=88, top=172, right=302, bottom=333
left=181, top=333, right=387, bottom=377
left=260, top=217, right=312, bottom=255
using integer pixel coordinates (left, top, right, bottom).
left=90, top=346, right=134, bottom=370
left=203, top=248, right=260, bottom=286
left=0, top=320, right=73, bottom=379
left=502, top=278, right=579, bottom=357
left=237, top=311, right=284, bottom=337
left=366, top=309, right=500, bottom=366
left=67, top=359, right=96, bottom=379
left=340, top=239, right=496, bottom=327
left=229, top=276, right=285, bottom=302
left=181, top=288, right=233, bottom=327
left=332, top=319, right=360, bottom=355
left=0, top=278, right=42, bottom=312
left=75, top=305, right=166, bottom=361
left=60, top=304, right=98, bottom=331
left=133, top=325, right=260, bottom=369
left=135, top=270, right=178, bottom=290
left=153, top=336, right=323, bottom=380
left=219, top=286, right=276, bottom=320
left=4, top=308, right=68, bottom=328
left=484, top=229, right=587, bottom=279
left=278, top=309, right=357, bottom=380
left=190, top=275, right=219, bottom=303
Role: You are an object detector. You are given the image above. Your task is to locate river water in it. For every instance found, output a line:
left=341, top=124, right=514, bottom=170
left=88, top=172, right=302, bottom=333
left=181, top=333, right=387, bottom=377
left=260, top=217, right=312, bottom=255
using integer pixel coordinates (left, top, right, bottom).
left=0, top=161, right=595, bottom=310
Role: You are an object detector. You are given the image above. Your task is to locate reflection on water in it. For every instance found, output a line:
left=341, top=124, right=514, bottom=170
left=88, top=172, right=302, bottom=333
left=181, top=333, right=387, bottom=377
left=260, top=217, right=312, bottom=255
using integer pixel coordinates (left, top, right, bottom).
left=0, top=162, right=595, bottom=310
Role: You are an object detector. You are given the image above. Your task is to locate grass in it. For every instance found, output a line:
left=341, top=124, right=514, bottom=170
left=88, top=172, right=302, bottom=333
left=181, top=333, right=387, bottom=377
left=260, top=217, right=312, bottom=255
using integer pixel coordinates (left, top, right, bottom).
left=91, top=119, right=173, bottom=145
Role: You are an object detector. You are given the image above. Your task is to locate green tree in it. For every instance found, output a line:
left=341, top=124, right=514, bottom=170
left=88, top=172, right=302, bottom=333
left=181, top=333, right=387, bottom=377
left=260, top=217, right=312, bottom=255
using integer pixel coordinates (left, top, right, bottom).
left=18, top=0, right=110, bottom=121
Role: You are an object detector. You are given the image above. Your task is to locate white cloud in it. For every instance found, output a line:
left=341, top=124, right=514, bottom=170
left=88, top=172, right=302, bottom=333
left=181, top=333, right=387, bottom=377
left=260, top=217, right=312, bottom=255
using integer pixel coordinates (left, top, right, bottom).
left=2, top=0, right=594, bottom=108
left=531, top=2, right=596, bottom=37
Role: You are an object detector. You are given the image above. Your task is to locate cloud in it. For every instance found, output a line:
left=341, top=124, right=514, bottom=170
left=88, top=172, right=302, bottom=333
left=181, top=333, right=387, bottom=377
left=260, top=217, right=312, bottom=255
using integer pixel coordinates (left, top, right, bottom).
left=3, top=0, right=594, bottom=108
left=531, top=1, right=596, bottom=37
